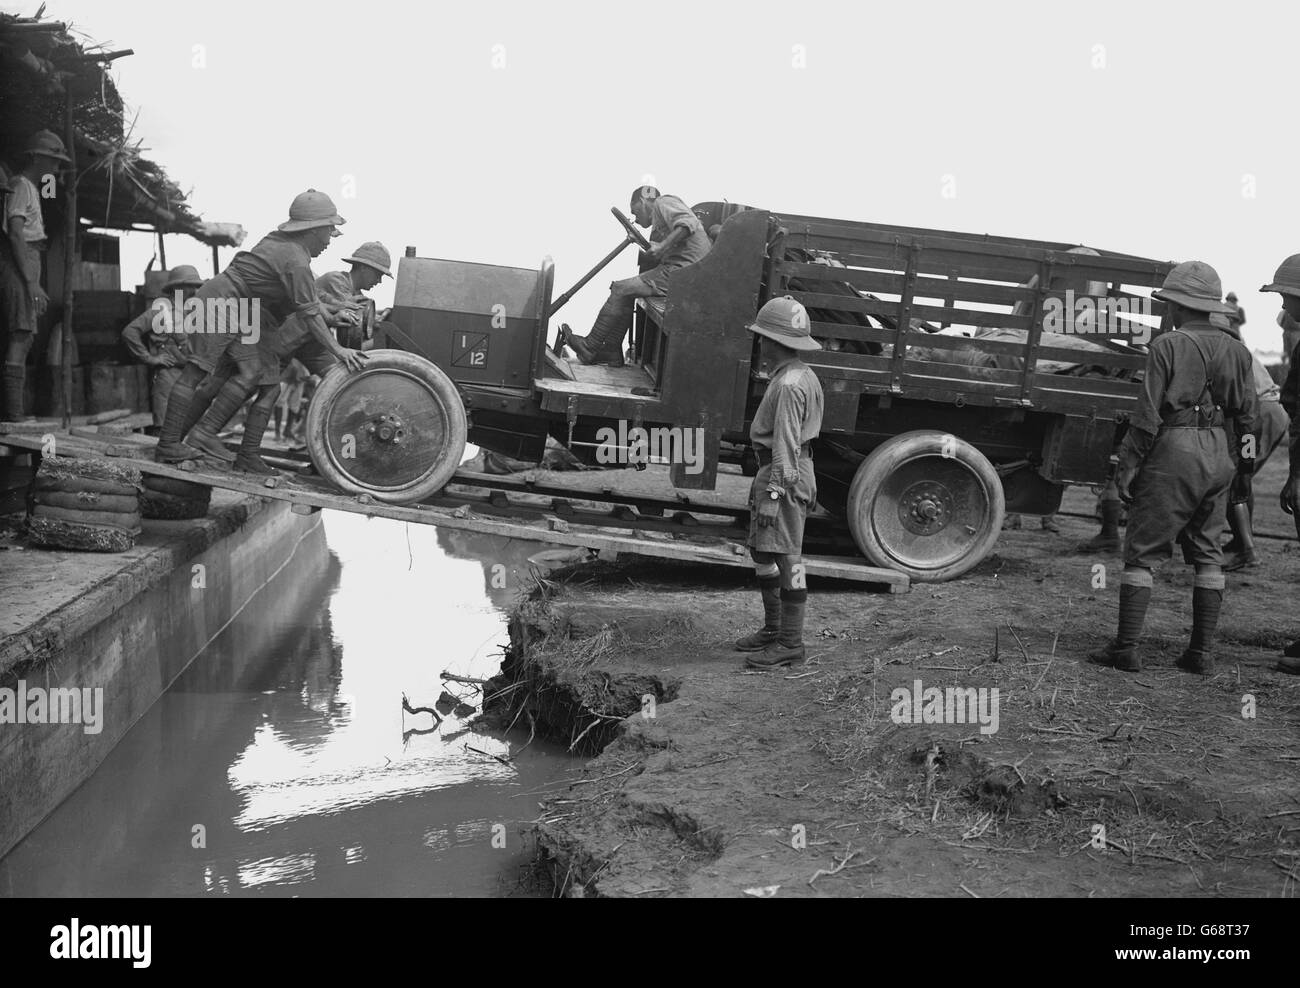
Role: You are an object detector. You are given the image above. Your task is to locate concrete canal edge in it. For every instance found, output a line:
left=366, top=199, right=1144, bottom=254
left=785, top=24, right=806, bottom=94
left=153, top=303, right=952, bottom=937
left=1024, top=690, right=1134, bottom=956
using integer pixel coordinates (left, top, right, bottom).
left=0, top=494, right=324, bottom=859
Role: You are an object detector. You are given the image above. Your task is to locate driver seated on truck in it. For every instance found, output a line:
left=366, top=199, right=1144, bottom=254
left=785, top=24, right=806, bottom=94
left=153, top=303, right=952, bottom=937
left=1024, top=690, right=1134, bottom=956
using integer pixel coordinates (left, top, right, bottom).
left=560, top=184, right=711, bottom=367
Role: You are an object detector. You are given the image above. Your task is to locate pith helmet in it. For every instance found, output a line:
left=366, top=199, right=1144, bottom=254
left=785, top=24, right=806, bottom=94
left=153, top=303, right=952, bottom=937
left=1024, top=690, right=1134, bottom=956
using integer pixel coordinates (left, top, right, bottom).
left=25, top=129, right=71, bottom=162
left=1261, top=254, right=1300, bottom=297
left=163, top=264, right=204, bottom=290
left=343, top=241, right=393, bottom=277
left=278, top=189, right=346, bottom=233
left=1151, top=260, right=1236, bottom=315
left=747, top=295, right=821, bottom=351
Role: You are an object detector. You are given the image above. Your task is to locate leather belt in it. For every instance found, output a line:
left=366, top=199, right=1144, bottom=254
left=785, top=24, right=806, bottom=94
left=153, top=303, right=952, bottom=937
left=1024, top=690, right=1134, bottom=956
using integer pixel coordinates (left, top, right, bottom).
left=1160, top=408, right=1224, bottom=429
left=755, top=444, right=811, bottom=466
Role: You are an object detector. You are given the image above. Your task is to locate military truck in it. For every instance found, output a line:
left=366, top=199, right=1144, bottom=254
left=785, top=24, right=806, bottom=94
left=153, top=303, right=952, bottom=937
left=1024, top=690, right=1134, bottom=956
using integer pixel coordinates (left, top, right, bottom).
left=304, top=203, right=1174, bottom=581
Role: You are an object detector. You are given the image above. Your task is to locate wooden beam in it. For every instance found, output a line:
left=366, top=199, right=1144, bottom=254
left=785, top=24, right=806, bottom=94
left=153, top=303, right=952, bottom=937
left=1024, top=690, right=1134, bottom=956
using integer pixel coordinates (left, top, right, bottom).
left=60, top=87, right=77, bottom=430
left=0, top=430, right=910, bottom=592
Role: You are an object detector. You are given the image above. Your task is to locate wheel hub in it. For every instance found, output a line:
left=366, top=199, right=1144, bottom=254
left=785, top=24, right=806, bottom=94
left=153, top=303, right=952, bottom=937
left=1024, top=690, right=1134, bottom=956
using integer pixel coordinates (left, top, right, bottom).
left=897, top=480, right=955, bottom=535
left=369, top=413, right=406, bottom=445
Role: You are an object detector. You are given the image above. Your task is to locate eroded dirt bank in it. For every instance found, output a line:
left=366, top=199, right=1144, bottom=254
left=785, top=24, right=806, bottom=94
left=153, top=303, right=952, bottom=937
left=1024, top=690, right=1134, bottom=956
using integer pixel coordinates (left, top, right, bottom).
left=485, top=459, right=1300, bottom=898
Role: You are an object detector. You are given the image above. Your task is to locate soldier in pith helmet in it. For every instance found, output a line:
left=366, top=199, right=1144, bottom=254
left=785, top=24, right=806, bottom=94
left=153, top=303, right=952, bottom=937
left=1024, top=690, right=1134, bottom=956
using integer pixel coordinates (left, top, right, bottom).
left=1261, top=254, right=1300, bottom=672
left=1090, top=261, right=1257, bottom=676
left=735, top=296, right=825, bottom=669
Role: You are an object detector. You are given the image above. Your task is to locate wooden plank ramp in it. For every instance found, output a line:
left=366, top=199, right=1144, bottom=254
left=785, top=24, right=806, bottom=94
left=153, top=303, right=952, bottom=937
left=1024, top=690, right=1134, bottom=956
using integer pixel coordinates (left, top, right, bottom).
left=0, top=429, right=909, bottom=593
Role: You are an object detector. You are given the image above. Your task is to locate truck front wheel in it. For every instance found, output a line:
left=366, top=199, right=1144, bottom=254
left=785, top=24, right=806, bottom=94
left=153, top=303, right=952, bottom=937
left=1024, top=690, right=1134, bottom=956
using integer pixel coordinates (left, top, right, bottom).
left=846, top=430, right=1004, bottom=582
left=306, top=351, right=468, bottom=505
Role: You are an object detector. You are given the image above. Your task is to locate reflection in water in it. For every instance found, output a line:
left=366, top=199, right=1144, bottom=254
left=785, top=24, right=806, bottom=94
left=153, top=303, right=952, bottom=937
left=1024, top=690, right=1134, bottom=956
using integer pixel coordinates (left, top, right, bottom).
left=0, top=513, right=578, bottom=897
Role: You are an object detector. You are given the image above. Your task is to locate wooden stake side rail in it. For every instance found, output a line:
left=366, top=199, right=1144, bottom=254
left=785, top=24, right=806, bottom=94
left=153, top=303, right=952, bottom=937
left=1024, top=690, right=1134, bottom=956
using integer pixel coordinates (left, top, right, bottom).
left=0, top=431, right=909, bottom=592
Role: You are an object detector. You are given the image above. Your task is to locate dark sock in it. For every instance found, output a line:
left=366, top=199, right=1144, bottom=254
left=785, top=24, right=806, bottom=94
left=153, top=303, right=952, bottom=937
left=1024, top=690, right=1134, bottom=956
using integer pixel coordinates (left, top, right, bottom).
left=183, top=372, right=227, bottom=437
left=758, top=575, right=781, bottom=631
left=195, top=378, right=253, bottom=436
left=1116, top=581, right=1151, bottom=647
left=158, top=369, right=203, bottom=447
left=1098, top=500, right=1121, bottom=537
left=1190, top=582, right=1224, bottom=654
left=239, top=404, right=273, bottom=457
left=778, top=588, right=808, bottom=647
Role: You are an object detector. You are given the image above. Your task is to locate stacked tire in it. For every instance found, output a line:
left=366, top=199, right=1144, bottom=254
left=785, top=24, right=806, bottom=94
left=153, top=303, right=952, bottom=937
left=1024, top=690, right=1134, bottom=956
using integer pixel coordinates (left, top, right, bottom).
left=139, top=475, right=211, bottom=520
left=27, top=457, right=144, bottom=553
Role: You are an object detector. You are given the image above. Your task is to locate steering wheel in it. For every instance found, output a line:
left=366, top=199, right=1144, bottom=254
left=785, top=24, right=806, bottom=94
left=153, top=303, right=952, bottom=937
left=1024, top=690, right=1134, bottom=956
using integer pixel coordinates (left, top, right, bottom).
left=611, top=207, right=652, bottom=251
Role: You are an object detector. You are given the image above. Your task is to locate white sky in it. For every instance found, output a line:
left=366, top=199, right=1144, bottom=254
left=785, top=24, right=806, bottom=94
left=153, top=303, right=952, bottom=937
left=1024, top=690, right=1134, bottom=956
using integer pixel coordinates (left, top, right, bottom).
left=13, top=0, right=1299, bottom=354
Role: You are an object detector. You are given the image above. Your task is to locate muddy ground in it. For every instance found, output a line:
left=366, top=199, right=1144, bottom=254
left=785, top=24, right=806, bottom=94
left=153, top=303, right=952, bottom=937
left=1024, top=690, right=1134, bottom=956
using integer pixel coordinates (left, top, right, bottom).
left=488, top=456, right=1300, bottom=898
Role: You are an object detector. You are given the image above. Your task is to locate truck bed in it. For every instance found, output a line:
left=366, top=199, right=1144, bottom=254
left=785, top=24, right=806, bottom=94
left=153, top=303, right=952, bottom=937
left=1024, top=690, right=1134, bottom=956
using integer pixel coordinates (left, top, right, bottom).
left=764, top=212, right=1171, bottom=416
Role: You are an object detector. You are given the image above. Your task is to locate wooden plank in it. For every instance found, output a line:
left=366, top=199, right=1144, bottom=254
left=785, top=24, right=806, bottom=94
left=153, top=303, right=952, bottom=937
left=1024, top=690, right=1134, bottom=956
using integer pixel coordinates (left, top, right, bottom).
left=0, top=432, right=909, bottom=592
left=789, top=289, right=1030, bottom=331
left=1031, top=372, right=1139, bottom=399
left=542, top=349, right=577, bottom=381
left=568, top=363, right=655, bottom=389
left=534, top=378, right=660, bottom=400
left=781, top=261, right=1036, bottom=308
left=901, top=359, right=1025, bottom=387
left=808, top=320, right=897, bottom=345
left=775, top=215, right=1175, bottom=280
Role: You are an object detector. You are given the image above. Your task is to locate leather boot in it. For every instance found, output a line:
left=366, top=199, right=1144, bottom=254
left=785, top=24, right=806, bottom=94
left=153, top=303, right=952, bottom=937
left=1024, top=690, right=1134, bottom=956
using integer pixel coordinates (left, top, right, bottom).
left=232, top=405, right=281, bottom=477
left=1077, top=500, right=1122, bottom=554
left=182, top=372, right=226, bottom=438
left=155, top=372, right=205, bottom=462
left=746, top=589, right=807, bottom=668
left=187, top=378, right=251, bottom=461
left=1089, top=573, right=1150, bottom=672
left=565, top=295, right=632, bottom=366
left=2, top=363, right=29, bottom=422
left=1178, top=574, right=1223, bottom=675
left=1221, top=500, right=1258, bottom=571
left=735, top=575, right=782, bottom=651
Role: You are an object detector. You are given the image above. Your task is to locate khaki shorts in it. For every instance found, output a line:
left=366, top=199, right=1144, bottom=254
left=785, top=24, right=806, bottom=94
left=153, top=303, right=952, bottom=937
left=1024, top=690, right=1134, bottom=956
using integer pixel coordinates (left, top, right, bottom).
left=261, top=311, right=337, bottom=378
left=1125, top=428, right=1233, bottom=569
left=0, top=245, right=34, bottom=337
left=747, top=458, right=817, bottom=555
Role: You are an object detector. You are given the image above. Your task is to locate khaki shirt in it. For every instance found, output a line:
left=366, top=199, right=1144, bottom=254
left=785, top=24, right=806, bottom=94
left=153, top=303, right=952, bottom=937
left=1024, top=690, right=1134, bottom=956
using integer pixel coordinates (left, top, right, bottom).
left=121, top=297, right=191, bottom=364
left=750, top=357, right=824, bottom=489
left=6, top=175, right=45, bottom=242
left=221, top=231, right=321, bottom=323
left=1131, top=319, right=1256, bottom=440
left=316, top=270, right=363, bottom=326
left=650, top=195, right=711, bottom=270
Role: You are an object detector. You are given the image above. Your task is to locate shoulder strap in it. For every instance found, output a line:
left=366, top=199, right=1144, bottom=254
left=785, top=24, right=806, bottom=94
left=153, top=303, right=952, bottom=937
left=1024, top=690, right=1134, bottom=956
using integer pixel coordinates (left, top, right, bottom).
left=1172, top=329, right=1218, bottom=415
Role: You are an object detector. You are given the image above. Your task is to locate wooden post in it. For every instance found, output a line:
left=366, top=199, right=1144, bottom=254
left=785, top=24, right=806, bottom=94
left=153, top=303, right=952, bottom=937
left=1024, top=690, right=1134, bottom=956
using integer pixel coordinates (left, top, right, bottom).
left=211, top=243, right=219, bottom=277
left=156, top=230, right=167, bottom=269
left=60, top=88, right=77, bottom=429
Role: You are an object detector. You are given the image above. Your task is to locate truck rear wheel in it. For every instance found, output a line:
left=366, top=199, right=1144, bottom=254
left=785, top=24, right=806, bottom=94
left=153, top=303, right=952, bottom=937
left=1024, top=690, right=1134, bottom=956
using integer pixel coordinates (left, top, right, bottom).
left=846, top=430, right=1004, bottom=582
left=306, top=351, right=467, bottom=505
